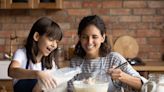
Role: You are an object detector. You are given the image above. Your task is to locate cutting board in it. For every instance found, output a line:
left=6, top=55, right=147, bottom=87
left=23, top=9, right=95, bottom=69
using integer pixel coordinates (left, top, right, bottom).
left=113, top=35, right=139, bottom=59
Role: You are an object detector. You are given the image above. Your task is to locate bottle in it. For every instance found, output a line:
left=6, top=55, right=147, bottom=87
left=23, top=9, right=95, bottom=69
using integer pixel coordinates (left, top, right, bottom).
left=39, top=67, right=82, bottom=91
left=55, top=47, right=65, bottom=68
left=68, top=35, right=75, bottom=60
left=51, top=66, right=82, bottom=84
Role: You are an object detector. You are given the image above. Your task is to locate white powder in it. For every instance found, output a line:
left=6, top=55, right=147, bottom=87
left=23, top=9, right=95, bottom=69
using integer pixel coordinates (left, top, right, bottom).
left=73, top=81, right=108, bottom=92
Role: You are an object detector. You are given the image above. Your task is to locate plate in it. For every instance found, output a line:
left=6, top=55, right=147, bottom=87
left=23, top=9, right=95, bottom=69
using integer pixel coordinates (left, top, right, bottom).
left=113, top=35, right=139, bottom=58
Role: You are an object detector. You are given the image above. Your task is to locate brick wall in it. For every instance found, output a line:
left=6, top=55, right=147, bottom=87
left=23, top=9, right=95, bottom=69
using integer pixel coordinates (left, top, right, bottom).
left=0, top=0, right=163, bottom=63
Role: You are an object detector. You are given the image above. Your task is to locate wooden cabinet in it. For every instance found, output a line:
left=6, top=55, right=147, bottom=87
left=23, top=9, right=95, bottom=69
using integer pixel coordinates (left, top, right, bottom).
left=0, top=0, right=63, bottom=9
left=0, top=80, right=13, bottom=92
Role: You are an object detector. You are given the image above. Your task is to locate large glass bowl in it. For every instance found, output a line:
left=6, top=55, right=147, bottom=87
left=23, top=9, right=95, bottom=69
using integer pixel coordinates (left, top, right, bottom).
left=73, top=80, right=108, bottom=92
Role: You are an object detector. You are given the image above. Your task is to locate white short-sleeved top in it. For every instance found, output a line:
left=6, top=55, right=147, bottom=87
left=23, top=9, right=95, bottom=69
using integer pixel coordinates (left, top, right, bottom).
left=12, top=48, right=57, bottom=84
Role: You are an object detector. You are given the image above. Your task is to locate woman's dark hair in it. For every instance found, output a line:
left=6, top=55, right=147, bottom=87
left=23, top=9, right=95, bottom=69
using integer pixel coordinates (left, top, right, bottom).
left=25, top=17, right=63, bottom=69
left=74, top=15, right=111, bottom=58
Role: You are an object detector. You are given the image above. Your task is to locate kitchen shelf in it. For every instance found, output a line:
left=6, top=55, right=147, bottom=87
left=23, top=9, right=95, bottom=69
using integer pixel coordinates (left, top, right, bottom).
left=0, top=0, right=63, bottom=9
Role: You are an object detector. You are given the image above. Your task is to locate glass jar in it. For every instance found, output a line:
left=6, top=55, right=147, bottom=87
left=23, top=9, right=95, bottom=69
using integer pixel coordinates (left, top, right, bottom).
left=55, top=47, right=65, bottom=68
left=142, top=74, right=164, bottom=92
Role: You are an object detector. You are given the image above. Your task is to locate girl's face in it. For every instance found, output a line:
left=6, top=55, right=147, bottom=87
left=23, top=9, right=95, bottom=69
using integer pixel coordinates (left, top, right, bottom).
left=37, top=34, right=58, bottom=56
left=80, top=25, right=105, bottom=58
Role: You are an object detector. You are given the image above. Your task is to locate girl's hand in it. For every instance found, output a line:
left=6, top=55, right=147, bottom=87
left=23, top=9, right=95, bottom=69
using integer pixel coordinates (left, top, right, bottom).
left=36, top=70, right=57, bottom=90
left=32, top=82, right=42, bottom=92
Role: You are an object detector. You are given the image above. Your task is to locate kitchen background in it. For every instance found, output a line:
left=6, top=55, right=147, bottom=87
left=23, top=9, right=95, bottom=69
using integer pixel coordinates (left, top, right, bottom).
left=0, top=0, right=164, bottom=92
left=0, top=0, right=164, bottom=64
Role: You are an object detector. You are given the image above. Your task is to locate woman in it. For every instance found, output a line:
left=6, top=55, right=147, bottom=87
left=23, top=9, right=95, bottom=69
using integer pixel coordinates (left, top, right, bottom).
left=8, top=17, right=63, bottom=92
left=68, top=15, right=147, bottom=92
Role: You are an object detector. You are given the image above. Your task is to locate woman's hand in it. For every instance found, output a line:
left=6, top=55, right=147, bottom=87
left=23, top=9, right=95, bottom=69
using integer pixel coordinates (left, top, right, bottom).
left=108, top=66, right=127, bottom=80
left=36, top=70, right=57, bottom=90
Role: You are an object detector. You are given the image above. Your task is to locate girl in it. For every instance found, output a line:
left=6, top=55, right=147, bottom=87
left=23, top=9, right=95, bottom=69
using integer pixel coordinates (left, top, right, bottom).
left=68, top=15, right=147, bottom=92
left=8, top=17, right=63, bottom=92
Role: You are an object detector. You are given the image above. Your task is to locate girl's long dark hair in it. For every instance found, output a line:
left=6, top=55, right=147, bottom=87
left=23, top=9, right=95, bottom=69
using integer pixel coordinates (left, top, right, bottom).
left=74, top=15, right=111, bottom=58
left=25, top=17, right=62, bottom=69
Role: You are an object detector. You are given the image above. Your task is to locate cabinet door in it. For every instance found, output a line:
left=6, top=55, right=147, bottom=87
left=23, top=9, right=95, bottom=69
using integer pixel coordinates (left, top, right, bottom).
left=6, top=0, right=33, bottom=9
left=33, top=0, right=63, bottom=9
left=0, top=0, right=6, bottom=8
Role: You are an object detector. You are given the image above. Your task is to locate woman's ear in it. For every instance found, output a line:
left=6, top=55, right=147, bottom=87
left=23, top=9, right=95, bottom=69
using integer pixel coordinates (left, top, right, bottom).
left=101, top=34, right=106, bottom=42
left=33, top=32, right=40, bottom=41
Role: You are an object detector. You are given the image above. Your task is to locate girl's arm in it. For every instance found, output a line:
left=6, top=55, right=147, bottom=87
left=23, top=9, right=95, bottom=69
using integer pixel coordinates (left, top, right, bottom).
left=8, top=60, right=38, bottom=79
left=8, top=60, right=57, bottom=89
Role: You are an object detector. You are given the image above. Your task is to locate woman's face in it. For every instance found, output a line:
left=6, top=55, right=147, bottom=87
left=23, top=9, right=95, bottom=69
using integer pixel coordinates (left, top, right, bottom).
left=80, top=25, right=105, bottom=58
left=37, top=35, right=58, bottom=56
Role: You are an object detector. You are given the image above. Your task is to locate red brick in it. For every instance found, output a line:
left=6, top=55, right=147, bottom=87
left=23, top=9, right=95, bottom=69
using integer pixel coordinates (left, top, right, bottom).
left=16, top=30, right=29, bottom=38
left=138, top=52, right=148, bottom=59
left=142, top=16, right=164, bottom=22
left=110, top=9, right=131, bottom=15
left=148, top=1, right=164, bottom=8
left=119, top=16, right=141, bottom=22
left=102, top=16, right=118, bottom=23
left=63, top=30, right=76, bottom=37
left=147, top=38, right=163, bottom=45
left=110, top=22, right=128, bottom=29
left=136, top=38, right=147, bottom=45
left=67, top=9, right=91, bottom=16
left=0, top=38, right=5, bottom=45
left=59, top=23, right=71, bottom=30
left=75, top=16, right=86, bottom=26
left=64, top=1, right=82, bottom=8
left=48, top=11, right=75, bottom=23
left=9, top=10, right=28, bottom=15
left=124, top=1, right=147, bottom=8
left=0, top=31, right=14, bottom=38
left=92, top=9, right=109, bottom=15
left=102, top=1, right=122, bottom=8
left=82, top=1, right=102, bottom=8
left=128, top=23, right=151, bottom=29
left=149, top=52, right=161, bottom=59
left=5, top=45, right=18, bottom=54
left=136, top=29, right=161, bottom=37
left=2, top=23, right=31, bottom=30
left=112, top=29, right=127, bottom=37
left=29, top=10, right=46, bottom=16
left=133, top=9, right=156, bottom=15
left=140, top=45, right=160, bottom=52
left=15, top=37, right=26, bottom=45
left=15, top=16, right=38, bottom=23
left=159, top=9, right=164, bottom=15
left=0, top=45, right=5, bottom=52
left=0, top=16, right=15, bottom=23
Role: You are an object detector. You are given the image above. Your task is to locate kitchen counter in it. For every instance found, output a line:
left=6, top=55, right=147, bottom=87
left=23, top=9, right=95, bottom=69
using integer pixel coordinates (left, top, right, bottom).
left=133, top=66, right=164, bottom=72
left=133, top=61, right=164, bottom=72
left=0, top=60, right=11, bottom=79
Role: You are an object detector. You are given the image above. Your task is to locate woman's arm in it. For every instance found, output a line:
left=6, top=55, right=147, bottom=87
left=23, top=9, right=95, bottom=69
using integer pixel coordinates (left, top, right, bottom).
left=109, top=68, right=142, bottom=90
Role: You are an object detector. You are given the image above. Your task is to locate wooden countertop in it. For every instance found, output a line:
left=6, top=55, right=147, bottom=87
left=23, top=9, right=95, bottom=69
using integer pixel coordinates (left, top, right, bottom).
left=133, top=66, right=164, bottom=72
left=132, top=61, right=164, bottom=72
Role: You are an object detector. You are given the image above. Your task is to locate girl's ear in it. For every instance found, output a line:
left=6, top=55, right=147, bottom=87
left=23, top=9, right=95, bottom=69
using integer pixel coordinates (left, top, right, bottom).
left=33, top=32, right=40, bottom=41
